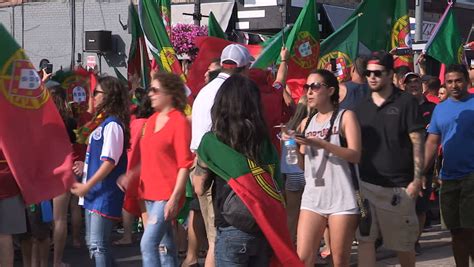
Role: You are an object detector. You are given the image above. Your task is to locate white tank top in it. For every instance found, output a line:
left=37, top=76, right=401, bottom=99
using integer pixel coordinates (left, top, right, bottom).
left=301, top=109, right=358, bottom=213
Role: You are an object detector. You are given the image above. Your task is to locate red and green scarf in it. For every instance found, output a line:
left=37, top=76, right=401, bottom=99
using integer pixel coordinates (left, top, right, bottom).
left=74, top=112, right=106, bottom=144
left=197, top=133, right=303, bottom=267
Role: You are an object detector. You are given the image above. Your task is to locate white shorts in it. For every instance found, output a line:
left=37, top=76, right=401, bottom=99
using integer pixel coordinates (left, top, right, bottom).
left=301, top=206, right=360, bottom=218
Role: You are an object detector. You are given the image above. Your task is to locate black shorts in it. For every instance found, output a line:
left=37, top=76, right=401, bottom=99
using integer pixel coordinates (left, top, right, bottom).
left=18, top=204, right=52, bottom=241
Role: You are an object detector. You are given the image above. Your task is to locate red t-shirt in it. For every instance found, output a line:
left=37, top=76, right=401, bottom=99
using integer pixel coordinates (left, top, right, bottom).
left=469, top=88, right=474, bottom=94
left=138, top=109, right=194, bottom=201
left=424, top=92, right=440, bottom=104
left=0, top=150, right=20, bottom=200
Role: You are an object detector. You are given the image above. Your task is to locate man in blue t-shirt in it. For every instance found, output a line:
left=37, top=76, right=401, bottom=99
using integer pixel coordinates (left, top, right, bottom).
left=425, top=64, right=474, bottom=267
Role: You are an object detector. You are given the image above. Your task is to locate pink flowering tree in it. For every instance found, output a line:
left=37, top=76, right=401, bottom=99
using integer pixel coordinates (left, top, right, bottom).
left=171, top=24, right=208, bottom=61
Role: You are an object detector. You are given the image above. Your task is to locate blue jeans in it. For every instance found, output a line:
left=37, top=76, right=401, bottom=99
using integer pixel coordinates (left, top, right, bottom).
left=140, top=200, right=177, bottom=267
left=85, top=210, right=115, bottom=267
left=215, top=226, right=272, bottom=267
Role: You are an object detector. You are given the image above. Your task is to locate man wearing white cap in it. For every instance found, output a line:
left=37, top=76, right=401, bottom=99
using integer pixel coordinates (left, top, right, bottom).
left=190, top=43, right=252, bottom=267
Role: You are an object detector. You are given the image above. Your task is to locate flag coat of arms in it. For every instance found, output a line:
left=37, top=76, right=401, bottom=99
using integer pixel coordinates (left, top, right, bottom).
left=0, top=24, right=75, bottom=205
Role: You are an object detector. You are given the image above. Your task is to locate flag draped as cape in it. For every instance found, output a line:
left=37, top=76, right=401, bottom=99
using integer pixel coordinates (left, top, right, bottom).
left=197, top=133, right=303, bottom=267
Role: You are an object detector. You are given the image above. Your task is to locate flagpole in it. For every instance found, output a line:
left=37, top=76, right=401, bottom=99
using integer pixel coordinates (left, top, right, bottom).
left=414, top=0, right=424, bottom=73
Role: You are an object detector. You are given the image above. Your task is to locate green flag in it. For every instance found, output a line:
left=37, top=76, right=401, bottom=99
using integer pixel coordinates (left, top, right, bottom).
left=138, top=0, right=185, bottom=79
left=317, top=14, right=360, bottom=82
left=250, top=25, right=293, bottom=69
left=156, top=0, right=171, bottom=36
left=128, top=3, right=150, bottom=89
left=349, top=0, right=396, bottom=51
left=425, top=4, right=463, bottom=65
left=208, top=11, right=226, bottom=39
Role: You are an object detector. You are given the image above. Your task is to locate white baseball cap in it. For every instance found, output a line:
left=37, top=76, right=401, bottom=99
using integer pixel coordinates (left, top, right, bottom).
left=220, top=44, right=253, bottom=68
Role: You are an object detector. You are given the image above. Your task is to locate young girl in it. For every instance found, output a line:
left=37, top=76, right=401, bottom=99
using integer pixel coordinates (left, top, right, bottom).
left=71, top=76, right=130, bottom=267
left=294, top=69, right=361, bottom=267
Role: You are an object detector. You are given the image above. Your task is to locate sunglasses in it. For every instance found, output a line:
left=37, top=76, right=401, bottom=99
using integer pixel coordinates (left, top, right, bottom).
left=149, top=87, right=166, bottom=94
left=303, top=82, right=328, bottom=92
left=364, top=70, right=385, bottom=78
left=93, top=90, right=105, bottom=97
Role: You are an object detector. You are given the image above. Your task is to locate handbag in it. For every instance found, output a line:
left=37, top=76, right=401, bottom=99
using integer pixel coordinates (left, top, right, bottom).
left=338, top=110, right=371, bottom=236
left=221, top=185, right=260, bottom=234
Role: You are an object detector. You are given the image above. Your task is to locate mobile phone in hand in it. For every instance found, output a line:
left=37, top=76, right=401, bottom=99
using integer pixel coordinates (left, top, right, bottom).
left=45, top=63, right=53, bottom=74
left=394, top=47, right=412, bottom=56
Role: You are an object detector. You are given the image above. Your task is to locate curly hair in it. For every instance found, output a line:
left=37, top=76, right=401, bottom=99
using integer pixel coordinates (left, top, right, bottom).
left=152, top=72, right=187, bottom=112
left=96, top=76, right=131, bottom=149
left=48, top=85, right=72, bottom=122
left=211, top=74, right=269, bottom=164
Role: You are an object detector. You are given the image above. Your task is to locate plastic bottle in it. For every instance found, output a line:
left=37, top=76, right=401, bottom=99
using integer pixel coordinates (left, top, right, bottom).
left=285, top=138, right=298, bottom=165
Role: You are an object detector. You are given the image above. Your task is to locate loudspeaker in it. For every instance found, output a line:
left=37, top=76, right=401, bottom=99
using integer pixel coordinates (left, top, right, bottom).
left=84, top=31, right=112, bottom=53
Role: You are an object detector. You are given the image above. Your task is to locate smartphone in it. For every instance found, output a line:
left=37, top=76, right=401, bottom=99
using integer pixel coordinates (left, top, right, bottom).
left=45, top=63, right=53, bottom=74
left=394, top=47, right=412, bottom=56
left=330, top=58, right=337, bottom=72
left=295, top=133, right=306, bottom=139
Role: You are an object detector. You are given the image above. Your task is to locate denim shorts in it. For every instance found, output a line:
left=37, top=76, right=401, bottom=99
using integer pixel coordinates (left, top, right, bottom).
left=215, top=226, right=272, bottom=267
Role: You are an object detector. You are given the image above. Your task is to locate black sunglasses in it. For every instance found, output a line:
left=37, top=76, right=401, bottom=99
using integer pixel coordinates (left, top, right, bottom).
left=149, top=87, right=166, bottom=94
left=93, top=90, right=105, bottom=97
left=364, top=70, right=385, bottom=78
left=303, top=82, right=328, bottom=92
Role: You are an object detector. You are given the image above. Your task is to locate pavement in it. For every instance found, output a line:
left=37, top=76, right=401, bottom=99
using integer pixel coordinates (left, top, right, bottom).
left=14, top=224, right=455, bottom=267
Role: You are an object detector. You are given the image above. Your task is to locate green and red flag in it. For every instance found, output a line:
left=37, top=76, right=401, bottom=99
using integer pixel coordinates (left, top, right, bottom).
left=317, top=14, right=361, bottom=82
left=208, top=11, right=226, bottom=39
left=128, top=2, right=150, bottom=89
left=390, top=0, right=413, bottom=68
left=349, top=0, right=396, bottom=51
left=0, top=24, right=75, bottom=204
left=284, top=0, right=320, bottom=102
left=197, top=133, right=303, bottom=267
left=250, top=25, right=294, bottom=69
left=156, top=0, right=171, bottom=37
left=425, top=2, right=463, bottom=66
left=138, top=0, right=185, bottom=80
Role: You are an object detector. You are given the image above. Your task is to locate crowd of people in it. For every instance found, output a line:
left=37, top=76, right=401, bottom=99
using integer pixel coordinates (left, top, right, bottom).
left=1, top=43, right=474, bottom=267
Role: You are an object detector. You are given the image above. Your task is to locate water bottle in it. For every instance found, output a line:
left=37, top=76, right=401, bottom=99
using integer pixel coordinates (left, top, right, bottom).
left=285, top=138, right=298, bottom=165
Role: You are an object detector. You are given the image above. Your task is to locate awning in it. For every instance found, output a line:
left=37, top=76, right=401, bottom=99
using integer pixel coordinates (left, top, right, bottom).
left=171, top=2, right=235, bottom=31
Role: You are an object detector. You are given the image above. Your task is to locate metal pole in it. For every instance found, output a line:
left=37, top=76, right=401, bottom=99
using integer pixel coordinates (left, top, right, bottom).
left=193, top=0, right=201, bottom=26
left=21, top=2, right=24, bottom=49
left=414, top=0, right=424, bottom=73
left=71, top=0, right=76, bottom=69
left=12, top=7, right=15, bottom=38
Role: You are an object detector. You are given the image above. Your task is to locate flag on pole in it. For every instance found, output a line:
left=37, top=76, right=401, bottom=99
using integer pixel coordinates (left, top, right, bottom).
left=283, top=0, right=320, bottom=102
left=0, top=24, right=75, bottom=205
left=390, top=0, right=413, bottom=68
left=128, top=2, right=151, bottom=89
left=349, top=0, right=396, bottom=51
left=317, top=14, right=361, bottom=82
left=208, top=11, right=226, bottom=39
left=138, top=0, right=185, bottom=80
left=250, top=25, right=294, bottom=69
left=156, top=0, right=171, bottom=37
left=425, top=2, right=463, bottom=66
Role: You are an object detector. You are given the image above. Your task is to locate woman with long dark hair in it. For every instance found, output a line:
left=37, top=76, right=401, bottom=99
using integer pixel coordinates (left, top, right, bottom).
left=291, top=69, right=361, bottom=267
left=193, top=74, right=302, bottom=267
left=71, top=76, right=130, bottom=267
left=138, top=72, right=194, bottom=267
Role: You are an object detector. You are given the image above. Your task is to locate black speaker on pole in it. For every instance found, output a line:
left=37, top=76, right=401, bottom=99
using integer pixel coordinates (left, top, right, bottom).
left=84, top=30, right=112, bottom=53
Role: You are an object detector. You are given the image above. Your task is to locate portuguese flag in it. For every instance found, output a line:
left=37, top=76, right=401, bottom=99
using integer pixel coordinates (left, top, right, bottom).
left=138, top=0, right=185, bottom=80
left=208, top=11, right=226, bottom=39
left=197, top=133, right=303, bottom=267
left=317, top=14, right=360, bottom=82
left=425, top=2, right=463, bottom=66
left=390, top=0, right=413, bottom=68
left=128, top=2, right=150, bottom=89
left=284, top=0, right=320, bottom=103
left=0, top=24, right=75, bottom=204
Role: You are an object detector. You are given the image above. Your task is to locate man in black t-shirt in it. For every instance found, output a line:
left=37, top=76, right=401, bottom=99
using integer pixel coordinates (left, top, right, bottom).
left=403, top=72, right=436, bottom=254
left=354, top=51, right=425, bottom=267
